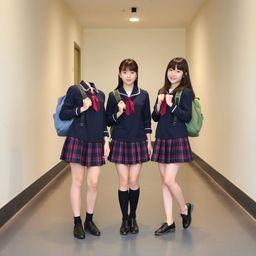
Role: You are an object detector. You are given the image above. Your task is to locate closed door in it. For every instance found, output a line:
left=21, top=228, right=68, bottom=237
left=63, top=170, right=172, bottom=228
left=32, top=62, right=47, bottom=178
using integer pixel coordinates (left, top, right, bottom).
left=74, top=43, right=81, bottom=84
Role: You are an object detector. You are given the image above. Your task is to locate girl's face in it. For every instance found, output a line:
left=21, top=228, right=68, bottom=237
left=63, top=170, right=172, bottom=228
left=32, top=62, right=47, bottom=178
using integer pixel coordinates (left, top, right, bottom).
left=167, top=65, right=184, bottom=85
left=119, top=69, right=137, bottom=86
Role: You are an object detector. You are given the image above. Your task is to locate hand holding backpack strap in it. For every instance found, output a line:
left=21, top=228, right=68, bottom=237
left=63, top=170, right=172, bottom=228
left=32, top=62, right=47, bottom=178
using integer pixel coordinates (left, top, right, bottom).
left=76, top=84, right=88, bottom=99
left=113, top=89, right=121, bottom=103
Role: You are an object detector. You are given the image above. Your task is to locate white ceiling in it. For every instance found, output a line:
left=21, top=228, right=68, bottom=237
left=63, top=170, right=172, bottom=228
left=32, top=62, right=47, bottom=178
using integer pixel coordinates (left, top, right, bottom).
left=64, top=0, right=208, bottom=28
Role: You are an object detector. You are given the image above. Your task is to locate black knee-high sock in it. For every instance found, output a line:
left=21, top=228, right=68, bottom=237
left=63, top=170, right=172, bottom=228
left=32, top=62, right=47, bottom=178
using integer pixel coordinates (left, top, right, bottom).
left=118, top=190, right=129, bottom=220
left=129, top=188, right=140, bottom=219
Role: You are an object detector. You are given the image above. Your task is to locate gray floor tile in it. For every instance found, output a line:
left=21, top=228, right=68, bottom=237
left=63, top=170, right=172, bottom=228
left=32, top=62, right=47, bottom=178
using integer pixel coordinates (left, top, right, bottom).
left=0, top=162, right=255, bottom=256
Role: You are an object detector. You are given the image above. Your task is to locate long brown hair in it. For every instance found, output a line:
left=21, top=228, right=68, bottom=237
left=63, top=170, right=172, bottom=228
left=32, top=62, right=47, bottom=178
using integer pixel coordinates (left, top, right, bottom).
left=160, top=57, right=195, bottom=99
left=116, top=59, right=138, bottom=89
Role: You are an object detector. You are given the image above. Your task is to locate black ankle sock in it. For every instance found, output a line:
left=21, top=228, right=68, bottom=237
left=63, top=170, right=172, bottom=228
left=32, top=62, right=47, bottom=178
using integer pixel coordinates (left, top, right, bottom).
left=74, top=216, right=82, bottom=225
left=85, top=212, right=93, bottom=223
left=118, top=190, right=129, bottom=220
left=129, top=188, right=140, bottom=219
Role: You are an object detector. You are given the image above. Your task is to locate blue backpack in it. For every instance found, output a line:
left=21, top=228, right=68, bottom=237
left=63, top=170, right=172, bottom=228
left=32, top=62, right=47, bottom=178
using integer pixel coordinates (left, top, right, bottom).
left=53, top=85, right=87, bottom=136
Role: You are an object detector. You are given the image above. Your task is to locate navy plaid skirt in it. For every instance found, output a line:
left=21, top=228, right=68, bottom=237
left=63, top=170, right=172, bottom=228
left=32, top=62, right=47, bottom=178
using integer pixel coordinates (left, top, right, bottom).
left=151, top=138, right=192, bottom=163
left=108, top=140, right=149, bottom=165
left=60, top=137, right=105, bottom=167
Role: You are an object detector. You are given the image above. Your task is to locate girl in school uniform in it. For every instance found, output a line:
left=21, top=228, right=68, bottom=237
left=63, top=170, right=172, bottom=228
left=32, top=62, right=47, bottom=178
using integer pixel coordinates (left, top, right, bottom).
left=106, top=59, right=152, bottom=235
left=60, top=80, right=110, bottom=239
left=151, top=57, right=194, bottom=235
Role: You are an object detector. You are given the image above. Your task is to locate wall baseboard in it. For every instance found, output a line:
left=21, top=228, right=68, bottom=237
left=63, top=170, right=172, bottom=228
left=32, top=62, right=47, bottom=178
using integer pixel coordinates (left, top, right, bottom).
left=0, top=161, right=68, bottom=228
left=1, top=155, right=255, bottom=228
left=192, top=152, right=256, bottom=220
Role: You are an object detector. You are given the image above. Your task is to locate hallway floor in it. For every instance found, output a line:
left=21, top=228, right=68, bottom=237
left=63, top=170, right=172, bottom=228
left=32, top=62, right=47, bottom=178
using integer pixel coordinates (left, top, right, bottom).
left=0, top=161, right=255, bottom=256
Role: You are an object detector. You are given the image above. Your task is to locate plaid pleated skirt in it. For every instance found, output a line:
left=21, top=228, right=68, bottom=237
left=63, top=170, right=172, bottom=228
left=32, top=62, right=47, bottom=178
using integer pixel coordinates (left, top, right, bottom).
left=108, top=140, right=149, bottom=165
left=151, top=137, right=192, bottom=163
left=60, top=137, right=105, bottom=167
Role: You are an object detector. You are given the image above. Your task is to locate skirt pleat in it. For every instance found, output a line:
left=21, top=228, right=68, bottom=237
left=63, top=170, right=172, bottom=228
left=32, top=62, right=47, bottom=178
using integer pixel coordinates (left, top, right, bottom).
left=151, top=138, right=192, bottom=163
left=108, top=140, right=149, bottom=165
left=60, top=137, right=105, bottom=166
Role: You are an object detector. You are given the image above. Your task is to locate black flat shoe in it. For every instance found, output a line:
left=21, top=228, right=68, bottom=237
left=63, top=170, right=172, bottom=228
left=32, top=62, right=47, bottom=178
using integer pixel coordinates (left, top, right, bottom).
left=154, top=222, right=175, bottom=236
left=120, top=220, right=130, bottom=235
left=181, top=203, right=194, bottom=229
left=84, top=221, right=101, bottom=236
left=130, top=218, right=139, bottom=234
left=73, top=223, right=85, bottom=239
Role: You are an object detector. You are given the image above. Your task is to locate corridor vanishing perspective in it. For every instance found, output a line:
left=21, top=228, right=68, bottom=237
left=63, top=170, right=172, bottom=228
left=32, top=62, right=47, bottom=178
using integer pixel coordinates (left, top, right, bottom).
left=1, top=0, right=256, bottom=255
left=0, top=161, right=255, bottom=256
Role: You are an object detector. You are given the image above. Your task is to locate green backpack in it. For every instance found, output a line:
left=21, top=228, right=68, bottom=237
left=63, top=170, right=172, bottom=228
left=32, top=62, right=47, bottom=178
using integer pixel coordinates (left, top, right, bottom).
left=175, top=91, right=203, bottom=137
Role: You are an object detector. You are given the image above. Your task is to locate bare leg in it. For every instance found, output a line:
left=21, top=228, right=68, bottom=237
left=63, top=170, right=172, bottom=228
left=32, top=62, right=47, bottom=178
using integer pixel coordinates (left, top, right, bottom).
left=128, top=164, right=142, bottom=190
left=116, top=164, right=129, bottom=191
left=159, top=163, right=174, bottom=225
left=70, top=163, right=85, bottom=217
left=86, top=166, right=101, bottom=214
left=164, top=163, right=187, bottom=214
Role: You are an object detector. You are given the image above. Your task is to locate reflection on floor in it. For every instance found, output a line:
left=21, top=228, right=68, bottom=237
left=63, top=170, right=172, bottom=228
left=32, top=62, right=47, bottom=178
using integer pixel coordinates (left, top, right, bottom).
left=0, top=161, right=256, bottom=256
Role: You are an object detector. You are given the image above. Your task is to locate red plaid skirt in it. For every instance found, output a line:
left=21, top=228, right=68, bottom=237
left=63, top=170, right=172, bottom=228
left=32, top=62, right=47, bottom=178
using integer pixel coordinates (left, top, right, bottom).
left=60, top=137, right=105, bottom=166
left=108, top=140, right=149, bottom=165
left=151, top=138, right=192, bottom=163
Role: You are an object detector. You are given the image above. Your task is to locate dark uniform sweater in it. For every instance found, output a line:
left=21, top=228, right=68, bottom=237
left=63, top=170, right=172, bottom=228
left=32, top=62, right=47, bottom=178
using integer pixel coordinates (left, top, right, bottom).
left=106, top=86, right=152, bottom=142
left=60, top=80, right=109, bottom=142
left=152, top=88, right=192, bottom=139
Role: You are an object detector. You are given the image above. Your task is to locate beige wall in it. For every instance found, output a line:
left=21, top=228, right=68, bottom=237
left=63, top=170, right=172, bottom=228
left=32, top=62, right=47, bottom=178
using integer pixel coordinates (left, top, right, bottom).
left=0, top=0, right=83, bottom=207
left=83, top=28, right=186, bottom=132
left=187, top=0, right=256, bottom=200
left=1, top=0, right=255, bottom=209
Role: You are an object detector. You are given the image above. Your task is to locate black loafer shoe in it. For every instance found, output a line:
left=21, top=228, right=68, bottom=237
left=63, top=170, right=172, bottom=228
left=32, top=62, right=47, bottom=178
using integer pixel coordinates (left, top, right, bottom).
left=154, top=222, right=175, bottom=236
left=84, top=221, right=101, bottom=236
left=181, top=203, right=194, bottom=229
left=120, top=220, right=130, bottom=235
left=130, top=218, right=139, bottom=234
left=73, top=223, right=85, bottom=239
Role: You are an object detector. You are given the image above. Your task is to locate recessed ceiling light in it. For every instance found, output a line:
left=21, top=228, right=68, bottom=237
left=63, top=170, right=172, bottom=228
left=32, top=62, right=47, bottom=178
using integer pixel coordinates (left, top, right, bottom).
left=129, top=7, right=139, bottom=22
left=129, top=17, right=140, bottom=22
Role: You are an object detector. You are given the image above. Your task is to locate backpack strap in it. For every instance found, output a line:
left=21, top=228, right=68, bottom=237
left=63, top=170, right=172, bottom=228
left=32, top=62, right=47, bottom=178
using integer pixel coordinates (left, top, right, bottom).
left=76, top=84, right=88, bottom=127
left=109, top=89, right=121, bottom=137
left=76, top=84, right=88, bottom=99
left=113, top=89, right=122, bottom=103
left=173, top=90, right=183, bottom=125
left=174, top=90, right=183, bottom=105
